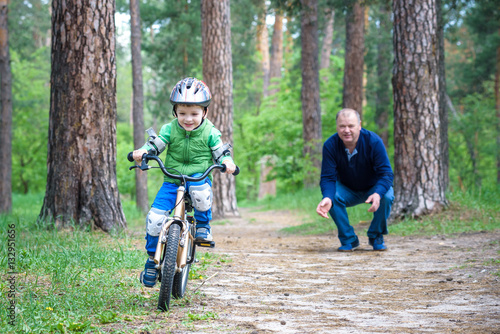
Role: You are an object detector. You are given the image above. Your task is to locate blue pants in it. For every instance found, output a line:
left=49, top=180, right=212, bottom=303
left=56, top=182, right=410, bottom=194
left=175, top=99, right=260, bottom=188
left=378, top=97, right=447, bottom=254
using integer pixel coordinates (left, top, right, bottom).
left=329, top=182, right=394, bottom=246
left=145, top=173, right=212, bottom=255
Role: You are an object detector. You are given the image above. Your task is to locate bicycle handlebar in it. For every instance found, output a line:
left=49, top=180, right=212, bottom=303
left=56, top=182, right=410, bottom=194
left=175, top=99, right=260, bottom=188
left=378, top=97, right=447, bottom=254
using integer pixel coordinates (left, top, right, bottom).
left=127, top=152, right=240, bottom=181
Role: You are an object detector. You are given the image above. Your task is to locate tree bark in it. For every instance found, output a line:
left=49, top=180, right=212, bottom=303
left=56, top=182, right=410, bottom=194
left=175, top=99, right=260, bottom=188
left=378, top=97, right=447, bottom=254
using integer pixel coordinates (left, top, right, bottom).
left=320, top=7, right=335, bottom=73
left=392, top=0, right=447, bottom=218
left=256, top=0, right=270, bottom=99
left=268, top=9, right=284, bottom=95
left=130, top=0, right=148, bottom=213
left=300, top=0, right=322, bottom=184
left=0, top=0, right=12, bottom=213
left=343, top=0, right=365, bottom=118
left=375, top=1, right=391, bottom=147
left=201, top=0, right=239, bottom=218
left=39, top=0, right=126, bottom=231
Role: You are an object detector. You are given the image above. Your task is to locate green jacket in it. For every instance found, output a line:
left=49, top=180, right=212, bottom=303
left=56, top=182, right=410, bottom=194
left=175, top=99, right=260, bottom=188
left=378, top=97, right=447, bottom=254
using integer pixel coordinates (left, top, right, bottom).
left=142, top=119, right=232, bottom=185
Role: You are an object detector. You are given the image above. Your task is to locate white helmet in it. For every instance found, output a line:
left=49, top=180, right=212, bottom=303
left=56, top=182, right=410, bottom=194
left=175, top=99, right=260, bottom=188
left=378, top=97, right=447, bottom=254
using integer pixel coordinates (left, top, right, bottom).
left=169, top=77, right=212, bottom=108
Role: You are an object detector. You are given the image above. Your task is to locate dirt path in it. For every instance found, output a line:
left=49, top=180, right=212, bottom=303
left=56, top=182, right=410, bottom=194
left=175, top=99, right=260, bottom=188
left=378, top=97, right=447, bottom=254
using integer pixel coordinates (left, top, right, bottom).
left=130, top=208, right=500, bottom=334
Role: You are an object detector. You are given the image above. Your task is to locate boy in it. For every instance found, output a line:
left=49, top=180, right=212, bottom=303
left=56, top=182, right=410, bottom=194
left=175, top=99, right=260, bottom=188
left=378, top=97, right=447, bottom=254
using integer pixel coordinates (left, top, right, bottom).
left=132, top=77, right=236, bottom=287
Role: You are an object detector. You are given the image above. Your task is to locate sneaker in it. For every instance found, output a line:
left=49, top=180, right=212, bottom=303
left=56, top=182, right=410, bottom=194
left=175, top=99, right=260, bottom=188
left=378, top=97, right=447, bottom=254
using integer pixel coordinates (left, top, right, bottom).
left=369, top=236, right=387, bottom=251
left=195, top=227, right=213, bottom=242
left=338, top=238, right=360, bottom=252
left=139, top=257, right=158, bottom=288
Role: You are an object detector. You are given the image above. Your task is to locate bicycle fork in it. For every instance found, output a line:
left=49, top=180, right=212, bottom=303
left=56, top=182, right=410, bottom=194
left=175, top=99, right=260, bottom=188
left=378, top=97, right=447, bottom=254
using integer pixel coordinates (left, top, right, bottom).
left=154, top=185, right=191, bottom=271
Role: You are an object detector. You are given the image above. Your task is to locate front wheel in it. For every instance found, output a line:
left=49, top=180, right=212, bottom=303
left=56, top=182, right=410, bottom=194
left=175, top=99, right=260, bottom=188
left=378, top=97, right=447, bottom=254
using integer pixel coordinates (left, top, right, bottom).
left=172, top=224, right=196, bottom=299
left=157, top=223, right=181, bottom=311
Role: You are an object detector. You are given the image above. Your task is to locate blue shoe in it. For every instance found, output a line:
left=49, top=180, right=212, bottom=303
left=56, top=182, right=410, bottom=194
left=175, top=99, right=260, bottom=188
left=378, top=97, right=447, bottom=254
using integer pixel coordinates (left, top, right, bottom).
left=338, top=238, right=360, bottom=252
left=195, top=227, right=213, bottom=242
left=369, top=236, right=387, bottom=251
left=140, top=257, right=158, bottom=288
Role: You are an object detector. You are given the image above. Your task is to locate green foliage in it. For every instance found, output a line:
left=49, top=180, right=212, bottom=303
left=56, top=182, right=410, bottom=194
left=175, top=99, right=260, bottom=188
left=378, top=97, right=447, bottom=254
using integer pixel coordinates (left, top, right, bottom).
left=446, top=0, right=500, bottom=99
left=448, top=84, right=498, bottom=190
left=11, top=48, right=50, bottom=194
left=139, top=0, right=204, bottom=119
left=234, top=69, right=303, bottom=199
left=8, top=0, right=51, bottom=59
left=234, top=53, right=344, bottom=201
left=115, top=57, right=133, bottom=123
left=116, top=123, right=136, bottom=199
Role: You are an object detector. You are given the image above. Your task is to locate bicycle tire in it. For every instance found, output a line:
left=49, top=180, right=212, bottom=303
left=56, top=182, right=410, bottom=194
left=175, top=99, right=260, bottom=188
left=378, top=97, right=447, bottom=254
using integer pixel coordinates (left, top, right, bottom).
left=172, top=224, right=196, bottom=299
left=157, top=223, right=181, bottom=311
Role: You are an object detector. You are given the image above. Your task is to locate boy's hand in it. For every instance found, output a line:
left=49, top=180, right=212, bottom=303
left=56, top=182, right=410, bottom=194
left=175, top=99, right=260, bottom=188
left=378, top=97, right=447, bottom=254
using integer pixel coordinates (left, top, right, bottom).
left=133, top=149, right=148, bottom=162
left=222, top=160, right=236, bottom=174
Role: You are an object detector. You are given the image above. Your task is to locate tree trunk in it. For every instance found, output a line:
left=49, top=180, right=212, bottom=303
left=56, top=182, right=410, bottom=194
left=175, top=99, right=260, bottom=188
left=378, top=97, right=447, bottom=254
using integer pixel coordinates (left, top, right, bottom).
left=436, top=0, right=449, bottom=192
left=375, top=1, right=391, bottom=147
left=392, top=0, right=447, bottom=218
left=201, top=0, right=239, bottom=218
left=300, top=0, right=322, bottom=185
left=130, top=0, right=148, bottom=213
left=256, top=0, right=270, bottom=99
left=39, top=0, right=126, bottom=231
left=320, top=7, right=334, bottom=73
left=343, top=0, right=365, bottom=118
left=0, top=0, right=12, bottom=213
left=268, top=9, right=284, bottom=95
left=284, top=22, right=294, bottom=75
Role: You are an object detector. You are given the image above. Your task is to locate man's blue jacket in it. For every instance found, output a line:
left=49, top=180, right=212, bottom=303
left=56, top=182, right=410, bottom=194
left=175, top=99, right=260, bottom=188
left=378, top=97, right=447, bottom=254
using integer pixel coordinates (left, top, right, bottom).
left=320, top=128, right=394, bottom=201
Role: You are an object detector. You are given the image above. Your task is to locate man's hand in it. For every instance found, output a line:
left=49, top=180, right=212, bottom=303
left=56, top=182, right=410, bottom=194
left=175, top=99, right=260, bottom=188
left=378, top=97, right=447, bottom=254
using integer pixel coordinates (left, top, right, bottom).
left=316, top=198, right=332, bottom=219
left=133, top=149, right=148, bottom=162
left=222, top=160, right=236, bottom=174
left=365, top=193, right=381, bottom=213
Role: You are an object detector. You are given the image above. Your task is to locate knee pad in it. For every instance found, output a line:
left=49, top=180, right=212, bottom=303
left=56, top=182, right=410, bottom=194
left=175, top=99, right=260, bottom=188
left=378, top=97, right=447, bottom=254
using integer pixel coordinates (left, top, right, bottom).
left=189, top=183, right=213, bottom=212
left=146, top=207, right=169, bottom=236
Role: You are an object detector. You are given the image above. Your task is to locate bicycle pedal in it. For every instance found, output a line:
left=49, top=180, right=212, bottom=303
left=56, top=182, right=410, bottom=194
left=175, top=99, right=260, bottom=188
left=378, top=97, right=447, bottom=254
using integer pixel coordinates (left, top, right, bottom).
left=195, top=240, right=215, bottom=248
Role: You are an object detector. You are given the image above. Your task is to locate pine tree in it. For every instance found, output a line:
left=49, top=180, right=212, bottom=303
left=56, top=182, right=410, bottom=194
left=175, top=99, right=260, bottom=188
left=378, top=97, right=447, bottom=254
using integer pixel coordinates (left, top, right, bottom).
left=39, top=0, right=126, bottom=230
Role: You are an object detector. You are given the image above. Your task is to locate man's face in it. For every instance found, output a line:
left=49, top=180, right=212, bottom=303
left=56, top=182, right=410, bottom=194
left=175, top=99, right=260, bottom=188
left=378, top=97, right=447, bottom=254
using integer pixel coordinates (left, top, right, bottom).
left=336, top=112, right=361, bottom=147
left=176, top=104, right=205, bottom=131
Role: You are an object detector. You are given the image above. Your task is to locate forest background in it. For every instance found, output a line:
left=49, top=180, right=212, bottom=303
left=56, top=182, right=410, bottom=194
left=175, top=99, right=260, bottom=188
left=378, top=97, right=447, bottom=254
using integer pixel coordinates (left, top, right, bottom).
left=6, top=0, right=500, bottom=214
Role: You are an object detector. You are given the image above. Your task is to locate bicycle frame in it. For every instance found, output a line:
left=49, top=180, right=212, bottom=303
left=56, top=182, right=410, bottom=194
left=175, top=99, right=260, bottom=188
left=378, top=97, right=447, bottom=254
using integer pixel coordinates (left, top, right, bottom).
left=153, top=184, right=193, bottom=271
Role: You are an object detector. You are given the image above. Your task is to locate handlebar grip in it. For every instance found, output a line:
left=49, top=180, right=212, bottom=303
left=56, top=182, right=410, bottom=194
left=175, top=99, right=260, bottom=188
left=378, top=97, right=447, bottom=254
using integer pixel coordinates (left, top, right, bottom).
left=220, top=165, right=240, bottom=175
left=127, top=152, right=134, bottom=162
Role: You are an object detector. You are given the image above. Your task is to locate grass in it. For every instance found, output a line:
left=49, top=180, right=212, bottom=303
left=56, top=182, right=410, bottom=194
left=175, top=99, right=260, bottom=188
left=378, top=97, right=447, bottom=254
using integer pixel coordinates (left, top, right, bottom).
left=0, top=193, right=224, bottom=333
left=0, top=197, right=148, bottom=333
left=240, top=186, right=500, bottom=236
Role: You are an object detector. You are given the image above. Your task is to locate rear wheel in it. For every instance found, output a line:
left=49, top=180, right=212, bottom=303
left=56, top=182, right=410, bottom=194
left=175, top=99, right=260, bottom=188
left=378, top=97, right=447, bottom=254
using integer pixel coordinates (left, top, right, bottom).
left=172, top=224, right=196, bottom=298
left=157, top=223, right=181, bottom=311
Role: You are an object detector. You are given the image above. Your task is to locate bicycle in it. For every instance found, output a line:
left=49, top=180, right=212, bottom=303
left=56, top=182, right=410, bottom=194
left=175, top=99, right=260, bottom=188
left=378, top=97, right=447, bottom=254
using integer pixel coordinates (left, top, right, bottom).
left=127, top=152, right=239, bottom=311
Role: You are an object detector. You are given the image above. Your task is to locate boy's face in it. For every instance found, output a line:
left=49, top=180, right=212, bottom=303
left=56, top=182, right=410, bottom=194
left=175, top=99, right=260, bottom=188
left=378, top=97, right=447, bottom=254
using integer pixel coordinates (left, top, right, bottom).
left=176, top=104, right=205, bottom=131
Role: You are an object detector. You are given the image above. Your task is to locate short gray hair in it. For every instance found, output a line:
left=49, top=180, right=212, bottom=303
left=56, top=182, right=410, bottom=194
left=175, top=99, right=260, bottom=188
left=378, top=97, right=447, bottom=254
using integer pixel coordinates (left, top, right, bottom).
left=336, top=108, right=361, bottom=123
